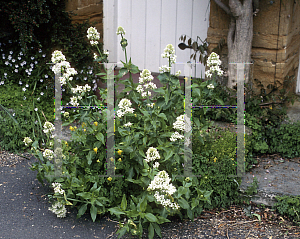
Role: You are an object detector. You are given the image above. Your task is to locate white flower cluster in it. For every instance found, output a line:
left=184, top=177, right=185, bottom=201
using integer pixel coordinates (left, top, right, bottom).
left=161, top=44, right=177, bottom=65
left=116, top=26, right=126, bottom=35
left=170, top=131, right=184, bottom=142
left=43, top=149, right=54, bottom=160
left=170, top=115, right=185, bottom=142
left=49, top=201, right=67, bottom=218
left=147, top=170, right=180, bottom=210
left=23, top=137, right=33, bottom=146
left=51, top=50, right=66, bottom=63
left=159, top=65, right=171, bottom=73
left=43, top=121, right=55, bottom=135
left=207, top=84, right=214, bottom=89
left=145, top=147, right=160, bottom=163
left=51, top=51, right=78, bottom=86
left=71, top=84, right=92, bottom=94
left=136, top=69, right=157, bottom=98
left=117, top=99, right=135, bottom=117
left=87, top=27, right=100, bottom=45
left=52, top=182, right=65, bottom=195
left=123, top=122, right=132, bottom=127
left=146, top=103, right=155, bottom=108
left=205, top=52, right=224, bottom=78
left=175, top=70, right=181, bottom=76
left=173, top=115, right=185, bottom=131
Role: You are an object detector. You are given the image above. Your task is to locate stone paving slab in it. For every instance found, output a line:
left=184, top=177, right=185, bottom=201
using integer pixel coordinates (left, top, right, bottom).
left=240, top=156, right=300, bottom=206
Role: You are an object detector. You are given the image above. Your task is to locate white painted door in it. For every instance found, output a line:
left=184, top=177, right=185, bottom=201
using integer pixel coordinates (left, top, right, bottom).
left=103, top=0, right=210, bottom=78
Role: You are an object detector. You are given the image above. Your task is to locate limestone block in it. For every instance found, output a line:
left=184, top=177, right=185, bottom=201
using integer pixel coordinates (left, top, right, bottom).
left=65, top=0, right=103, bottom=42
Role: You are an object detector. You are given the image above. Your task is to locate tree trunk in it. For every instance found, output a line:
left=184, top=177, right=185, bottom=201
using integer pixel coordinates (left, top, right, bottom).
left=213, top=0, right=255, bottom=89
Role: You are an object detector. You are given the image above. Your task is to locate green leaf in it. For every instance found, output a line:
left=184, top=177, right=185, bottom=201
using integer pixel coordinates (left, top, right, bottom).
left=191, top=198, right=199, bottom=210
left=193, top=88, right=201, bottom=97
left=143, top=136, right=147, bottom=146
left=95, top=132, right=105, bottom=145
left=90, top=204, right=97, bottom=222
left=145, top=213, right=158, bottom=222
left=178, top=198, right=190, bottom=209
left=77, top=203, right=88, bottom=219
left=116, top=226, right=128, bottom=238
left=118, top=68, right=129, bottom=78
left=108, top=207, right=126, bottom=216
left=76, top=192, right=92, bottom=200
left=121, top=194, right=127, bottom=211
left=178, top=186, right=187, bottom=197
left=139, top=149, right=145, bottom=158
left=87, top=151, right=93, bottom=165
left=148, top=223, right=154, bottom=239
left=156, top=216, right=171, bottom=224
left=215, top=98, right=224, bottom=105
left=187, top=208, right=194, bottom=220
left=152, top=223, right=162, bottom=237
left=139, top=197, right=147, bottom=212
left=158, top=113, right=167, bottom=121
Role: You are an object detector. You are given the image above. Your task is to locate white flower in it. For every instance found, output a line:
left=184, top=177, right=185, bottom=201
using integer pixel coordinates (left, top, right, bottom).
left=0, top=81, right=4, bottom=85
left=40, top=92, right=44, bottom=96
left=123, top=122, right=132, bottom=127
left=161, top=44, right=177, bottom=65
left=146, top=103, right=155, bottom=108
left=159, top=65, right=171, bottom=73
left=175, top=70, right=181, bottom=76
left=43, top=121, right=55, bottom=135
left=51, top=50, right=66, bottom=63
left=43, top=149, right=54, bottom=160
left=87, top=27, right=100, bottom=45
left=207, top=84, right=214, bottom=89
left=136, top=85, right=144, bottom=94
left=34, top=108, right=38, bottom=111
left=153, top=191, right=180, bottom=210
left=93, top=53, right=98, bottom=60
left=15, top=69, right=18, bottom=73
left=52, top=182, right=65, bottom=195
left=147, top=170, right=177, bottom=196
left=170, top=131, right=184, bottom=142
left=23, top=137, right=33, bottom=146
left=70, top=96, right=79, bottom=106
left=23, top=96, right=26, bottom=100
left=104, top=49, right=109, bottom=55
left=26, top=84, right=29, bottom=87
left=173, top=115, right=185, bottom=131
left=205, top=52, right=223, bottom=78
left=22, top=87, right=26, bottom=92
left=144, top=82, right=157, bottom=90
left=118, top=98, right=132, bottom=109
left=116, top=26, right=126, bottom=35
left=139, top=69, right=154, bottom=84
left=45, top=74, right=48, bottom=78
left=48, top=201, right=67, bottom=218
left=145, top=147, right=160, bottom=162
left=153, top=162, right=160, bottom=168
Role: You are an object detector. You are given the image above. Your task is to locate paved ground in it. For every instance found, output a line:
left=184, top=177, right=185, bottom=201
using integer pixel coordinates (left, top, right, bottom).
left=240, top=154, right=300, bottom=207
left=0, top=156, right=120, bottom=239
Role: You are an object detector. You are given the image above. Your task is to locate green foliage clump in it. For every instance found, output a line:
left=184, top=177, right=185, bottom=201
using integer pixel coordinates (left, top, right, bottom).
left=273, top=195, right=300, bottom=226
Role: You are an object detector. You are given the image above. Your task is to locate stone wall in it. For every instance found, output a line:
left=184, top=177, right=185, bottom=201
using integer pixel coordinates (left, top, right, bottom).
left=65, top=0, right=103, bottom=43
left=207, top=0, right=300, bottom=95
